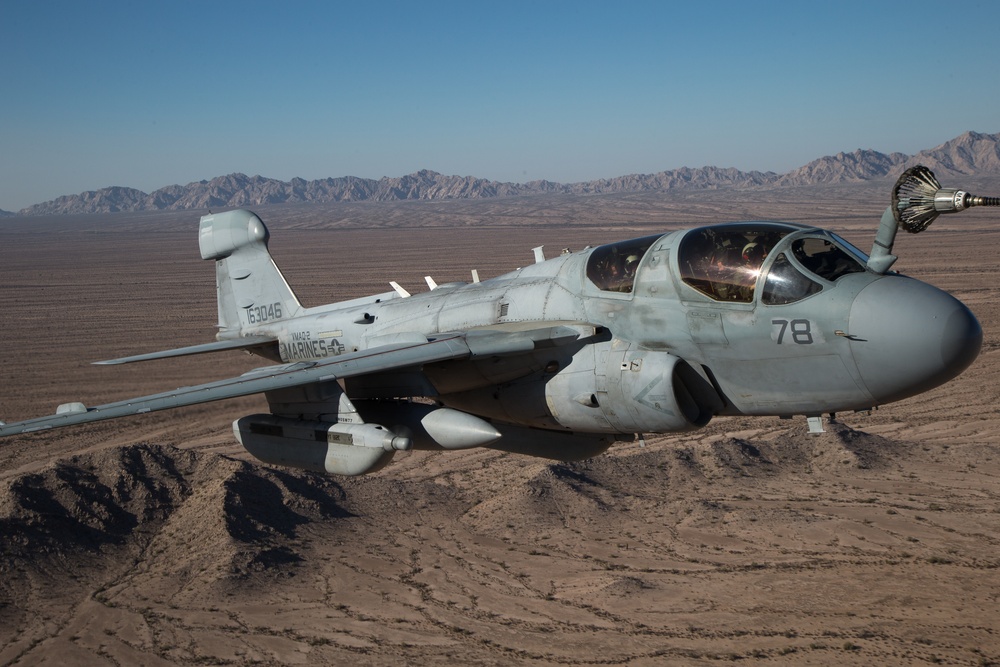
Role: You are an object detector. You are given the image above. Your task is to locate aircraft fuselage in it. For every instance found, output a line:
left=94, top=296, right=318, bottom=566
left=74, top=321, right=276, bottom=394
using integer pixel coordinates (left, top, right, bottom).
left=246, top=221, right=981, bottom=436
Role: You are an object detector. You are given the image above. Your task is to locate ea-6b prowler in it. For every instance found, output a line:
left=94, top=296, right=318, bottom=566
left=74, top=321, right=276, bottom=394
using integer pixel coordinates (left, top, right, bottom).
left=1, top=167, right=994, bottom=475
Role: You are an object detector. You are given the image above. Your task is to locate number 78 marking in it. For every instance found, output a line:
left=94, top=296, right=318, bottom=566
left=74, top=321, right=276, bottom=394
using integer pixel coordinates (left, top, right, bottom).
left=772, top=319, right=814, bottom=344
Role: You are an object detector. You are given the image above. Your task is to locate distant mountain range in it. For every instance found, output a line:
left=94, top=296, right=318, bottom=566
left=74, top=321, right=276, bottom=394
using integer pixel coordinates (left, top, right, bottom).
left=10, top=131, right=1000, bottom=216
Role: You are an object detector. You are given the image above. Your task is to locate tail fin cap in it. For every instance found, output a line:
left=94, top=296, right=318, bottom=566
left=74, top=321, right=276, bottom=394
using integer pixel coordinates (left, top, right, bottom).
left=199, top=209, right=270, bottom=261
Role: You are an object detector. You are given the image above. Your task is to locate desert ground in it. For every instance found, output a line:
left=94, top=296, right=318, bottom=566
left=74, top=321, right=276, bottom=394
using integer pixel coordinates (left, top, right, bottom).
left=1, top=182, right=1000, bottom=665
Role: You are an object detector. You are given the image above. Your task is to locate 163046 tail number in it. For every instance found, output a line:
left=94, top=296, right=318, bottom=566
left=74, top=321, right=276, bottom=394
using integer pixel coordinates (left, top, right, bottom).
left=246, top=302, right=282, bottom=324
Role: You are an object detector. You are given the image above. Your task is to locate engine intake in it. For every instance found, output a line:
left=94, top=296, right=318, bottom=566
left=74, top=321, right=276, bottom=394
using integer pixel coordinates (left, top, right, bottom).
left=438, top=345, right=720, bottom=435
left=598, top=350, right=717, bottom=433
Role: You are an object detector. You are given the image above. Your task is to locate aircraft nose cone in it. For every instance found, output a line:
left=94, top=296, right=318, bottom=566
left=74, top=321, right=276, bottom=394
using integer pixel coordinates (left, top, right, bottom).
left=849, top=277, right=981, bottom=405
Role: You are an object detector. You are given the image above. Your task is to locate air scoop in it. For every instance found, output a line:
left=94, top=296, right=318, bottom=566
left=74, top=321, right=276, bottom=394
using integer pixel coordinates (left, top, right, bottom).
left=867, top=166, right=1000, bottom=274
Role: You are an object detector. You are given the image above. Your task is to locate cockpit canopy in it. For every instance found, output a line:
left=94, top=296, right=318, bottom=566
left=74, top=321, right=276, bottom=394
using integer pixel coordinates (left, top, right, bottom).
left=586, top=234, right=661, bottom=293
left=678, top=222, right=868, bottom=304
left=584, top=223, right=870, bottom=304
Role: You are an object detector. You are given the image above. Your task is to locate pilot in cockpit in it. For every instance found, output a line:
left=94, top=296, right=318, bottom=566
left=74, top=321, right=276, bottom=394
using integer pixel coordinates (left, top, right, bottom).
left=741, top=241, right=767, bottom=268
left=624, top=254, right=640, bottom=279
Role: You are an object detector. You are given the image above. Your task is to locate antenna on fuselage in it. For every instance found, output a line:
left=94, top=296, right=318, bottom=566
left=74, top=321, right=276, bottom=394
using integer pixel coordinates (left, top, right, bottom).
left=868, top=165, right=1000, bottom=274
left=389, top=281, right=411, bottom=298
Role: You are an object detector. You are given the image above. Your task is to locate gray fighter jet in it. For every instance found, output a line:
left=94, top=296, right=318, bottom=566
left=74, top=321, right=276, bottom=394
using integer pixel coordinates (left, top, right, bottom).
left=1, top=167, right=994, bottom=475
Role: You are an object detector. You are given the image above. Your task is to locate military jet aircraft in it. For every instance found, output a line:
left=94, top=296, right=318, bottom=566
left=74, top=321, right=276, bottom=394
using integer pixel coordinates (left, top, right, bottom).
left=0, top=166, right=995, bottom=475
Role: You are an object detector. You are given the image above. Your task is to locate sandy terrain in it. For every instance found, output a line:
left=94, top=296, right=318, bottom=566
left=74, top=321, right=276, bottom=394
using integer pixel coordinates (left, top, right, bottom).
left=1, top=183, right=999, bottom=665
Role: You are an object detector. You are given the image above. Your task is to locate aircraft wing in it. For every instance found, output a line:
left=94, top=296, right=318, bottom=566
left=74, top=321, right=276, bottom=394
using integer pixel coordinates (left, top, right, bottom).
left=0, top=324, right=586, bottom=437
left=0, top=334, right=470, bottom=437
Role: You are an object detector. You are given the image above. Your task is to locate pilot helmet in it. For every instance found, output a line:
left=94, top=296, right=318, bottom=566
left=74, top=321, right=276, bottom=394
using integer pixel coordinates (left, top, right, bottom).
left=625, top=254, right=640, bottom=273
left=742, top=242, right=766, bottom=264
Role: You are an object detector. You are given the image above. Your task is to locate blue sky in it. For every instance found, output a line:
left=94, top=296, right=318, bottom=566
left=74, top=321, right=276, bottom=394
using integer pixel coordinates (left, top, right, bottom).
left=2, top=0, right=998, bottom=211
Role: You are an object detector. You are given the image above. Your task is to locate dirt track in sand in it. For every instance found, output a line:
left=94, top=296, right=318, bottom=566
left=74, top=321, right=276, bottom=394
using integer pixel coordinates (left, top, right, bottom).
left=2, top=184, right=1000, bottom=665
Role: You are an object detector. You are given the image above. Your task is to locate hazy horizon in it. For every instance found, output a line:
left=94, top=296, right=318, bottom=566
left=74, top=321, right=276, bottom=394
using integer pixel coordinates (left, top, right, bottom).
left=3, top=0, right=998, bottom=212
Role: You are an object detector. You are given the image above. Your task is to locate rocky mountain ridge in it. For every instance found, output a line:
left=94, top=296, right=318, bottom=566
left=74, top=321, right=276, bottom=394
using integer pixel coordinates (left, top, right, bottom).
left=18, top=131, right=1000, bottom=216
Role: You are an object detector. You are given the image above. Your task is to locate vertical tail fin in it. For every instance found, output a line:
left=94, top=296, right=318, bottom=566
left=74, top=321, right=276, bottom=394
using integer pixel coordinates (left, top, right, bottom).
left=199, top=209, right=302, bottom=338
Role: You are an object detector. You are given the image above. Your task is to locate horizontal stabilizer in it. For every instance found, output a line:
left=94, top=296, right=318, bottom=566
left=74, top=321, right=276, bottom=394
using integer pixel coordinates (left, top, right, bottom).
left=94, top=336, right=278, bottom=365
